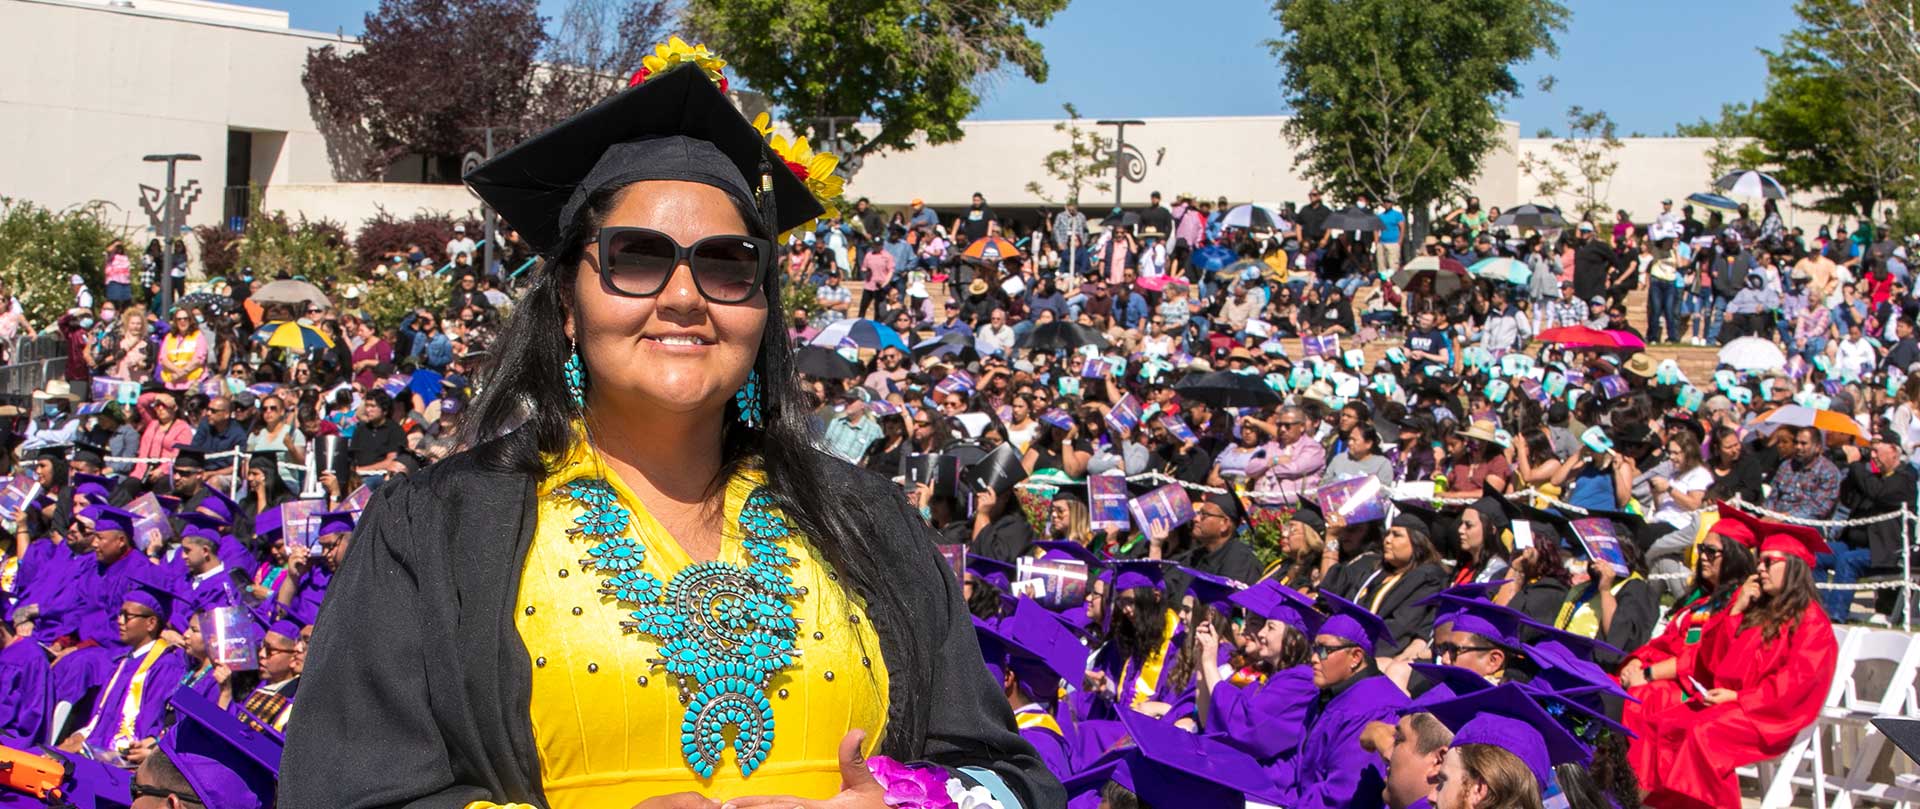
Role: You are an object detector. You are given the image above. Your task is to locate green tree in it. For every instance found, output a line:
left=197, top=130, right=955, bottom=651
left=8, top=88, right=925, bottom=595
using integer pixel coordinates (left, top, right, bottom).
left=1517, top=105, right=1623, bottom=222
left=1671, top=102, right=1765, bottom=182
left=1268, top=0, right=1567, bottom=227
left=1025, top=104, right=1115, bottom=206
left=0, top=198, right=126, bottom=327
left=684, top=0, right=1069, bottom=160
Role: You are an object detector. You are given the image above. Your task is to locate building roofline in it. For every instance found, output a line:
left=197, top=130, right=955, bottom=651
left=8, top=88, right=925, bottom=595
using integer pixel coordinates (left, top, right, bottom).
left=17, top=0, right=360, bottom=44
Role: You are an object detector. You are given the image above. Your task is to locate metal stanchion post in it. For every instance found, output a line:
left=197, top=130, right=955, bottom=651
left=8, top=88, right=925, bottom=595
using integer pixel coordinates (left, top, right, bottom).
left=1905, top=505, right=1914, bottom=634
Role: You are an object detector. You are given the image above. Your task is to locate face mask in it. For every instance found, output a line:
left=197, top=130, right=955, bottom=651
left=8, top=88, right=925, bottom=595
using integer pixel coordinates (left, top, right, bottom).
left=194, top=315, right=206, bottom=325
left=101, top=310, right=117, bottom=323
left=80, top=317, right=94, bottom=329
left=42, top=405, right=61, bottom=418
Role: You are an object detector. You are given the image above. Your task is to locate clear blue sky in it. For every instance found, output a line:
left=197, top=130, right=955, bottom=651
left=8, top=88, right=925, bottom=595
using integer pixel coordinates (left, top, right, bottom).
left=258, top=0, right=1800, bottom=136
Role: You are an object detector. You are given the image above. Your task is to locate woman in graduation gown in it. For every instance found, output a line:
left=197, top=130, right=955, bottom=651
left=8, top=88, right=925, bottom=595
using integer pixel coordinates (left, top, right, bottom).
left=1195, top=580, right=1319, bottom=792
left=1635, top=521, right=1838, bottom=809
left=1619, top=505, right=1759, bottom=775
left=281, top=53, right=1058, bottom=809
left=1354, top=506, right=1447, bottom=666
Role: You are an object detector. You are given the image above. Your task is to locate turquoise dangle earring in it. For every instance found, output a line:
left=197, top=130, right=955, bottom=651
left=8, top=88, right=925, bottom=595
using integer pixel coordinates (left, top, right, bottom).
left=564, top=339, right=587, bottom=409
left=733, top=369, right=762, bottom=429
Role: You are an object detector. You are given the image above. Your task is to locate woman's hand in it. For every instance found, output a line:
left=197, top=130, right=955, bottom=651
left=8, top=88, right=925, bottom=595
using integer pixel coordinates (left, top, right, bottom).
left=721, top=730, right=888, bottom=809
left=1731, top=574, right=1762, bottom=614
left=1593, top=558, right=1618, bottom=589
left=1195, top=619, right=1221, bottom=661
left=1620, top=663, right=1648, bottom=689
left=1701, top=688, right=1739, bottom=706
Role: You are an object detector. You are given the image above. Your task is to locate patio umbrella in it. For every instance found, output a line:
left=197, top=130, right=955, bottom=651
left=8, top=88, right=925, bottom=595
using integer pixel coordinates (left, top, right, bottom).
left=1714, top=170, right=1788, bottom=200
left=1684, top=192, right=1741, bottom=216
left=808, top=319, right=909, bottom=353
left=960, top=236, right=1019, bottom=265
left=1536, top=325, right=1642, bottom=351
left=252, top=321, right=333, bottom=352
left=1219, top=204, right=1282, bottom=231
left=1403, top=255, right=1467, bottom=275
left=1173, top=370, right=1282, bottom=408
left=792, top=345, right=863, bottom=379
left=910, top=332, right=977, bottom=364
left=1468, top=257, right=1531, bottom=286
left=251, top=279, right=332, bottom=311
left=1718, top=336, right=1788, bottom=371
left=1213, top=258, right=1267, bottom=280
left=174, top=291, right=234, bottom=315
left=1748, top=405, right=1868, bottom=446
left=1323, top=206, right=1384, bottom=232
left=1191, top=244, right=1237, bottom=272
left=1018, top=322, right=1109, bottom=353
left=1492, top=204, right=1569, bottom=230
left=1392, top=256, right=1467, bottom=297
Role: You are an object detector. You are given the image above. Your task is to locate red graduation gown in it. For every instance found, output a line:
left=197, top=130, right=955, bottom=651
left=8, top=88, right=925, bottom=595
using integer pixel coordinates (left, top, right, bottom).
left=1636, top=602, right=1837, bottom=809
left=1622, top=595, right=1716, bottom=778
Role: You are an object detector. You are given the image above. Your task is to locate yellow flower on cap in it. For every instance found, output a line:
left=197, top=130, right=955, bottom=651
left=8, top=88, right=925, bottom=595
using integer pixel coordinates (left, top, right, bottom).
left=629, top=36, right=728, bottom=91
left=751, top=113, right=843, bottom=237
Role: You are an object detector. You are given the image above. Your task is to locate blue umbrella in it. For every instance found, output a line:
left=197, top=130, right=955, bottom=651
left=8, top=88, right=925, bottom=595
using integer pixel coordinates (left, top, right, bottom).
left=808, top=318, right=908, bottom=353
left=1684, top=192, right=1740, bottom=215
left=1191, top=245, right=1236, bottom=272
left=1469, top=257, right=1531, bottom=286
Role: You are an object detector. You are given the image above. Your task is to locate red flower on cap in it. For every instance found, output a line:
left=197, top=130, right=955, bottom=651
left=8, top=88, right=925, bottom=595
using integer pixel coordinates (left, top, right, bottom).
left=784, top=159, right=811, bottom=182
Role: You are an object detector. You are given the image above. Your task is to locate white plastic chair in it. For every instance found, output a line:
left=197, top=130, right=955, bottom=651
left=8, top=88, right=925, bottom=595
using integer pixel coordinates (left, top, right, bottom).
left=1827, top=630, right=1920, bottom=809
left=1741, top=624, right=1859, bottom=809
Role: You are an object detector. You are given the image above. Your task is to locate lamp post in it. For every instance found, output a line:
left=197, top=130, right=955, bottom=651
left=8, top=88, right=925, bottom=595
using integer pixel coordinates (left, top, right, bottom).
left=142, top=153, right=202, bottom=314
left=1095, top=120, right=1145, bottom=209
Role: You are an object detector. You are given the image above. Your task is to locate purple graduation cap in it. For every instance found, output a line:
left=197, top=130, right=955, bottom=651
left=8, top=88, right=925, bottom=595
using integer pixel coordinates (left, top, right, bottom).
left=1031, top=540, right=1104, bottom=569
left=1418, top=593, right=1527, bottom=648
left=965, top=555, right=1016, bottom=594
left=72, top=472, right=116, bottom=504
left=124, top=579, right=183, bottom=629
left=1228, top=579, right=1325, bottom=636
left=1422, top=683, right=1591, bottom=790
left=1407, top=662, right=1496, bottom=708
left=163, top=689, right=278, bottom=809
left=1180, top=569, right=1244, bottom=616
left=195, top=486, right=240, bottom=526
left=316, top=510, right=356, bottom=537
left=88, top=505, right=138, bottom=537
left=975, top=600, right=1086, bottom=702
left=1108, top=560, right=1172, bottom=594
left=253, top=505, right=284, bottom=542
left=1060, top=704, right=1274, bottom=809
left=1515, top=617, right=1630, bottom=699
left=1316, top=591, right=1394, bottom=656
left=180, top=511, right=232, bottom=540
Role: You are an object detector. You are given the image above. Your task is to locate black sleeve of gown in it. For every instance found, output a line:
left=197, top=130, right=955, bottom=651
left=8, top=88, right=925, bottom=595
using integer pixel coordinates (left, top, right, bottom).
left=279, top=483, right=492, bottom=809
left=1379, top=565, right=1445, bottom=656
left=883, top=484, right=1064, bottom=809
left=1513, top=580, right=1569, bottom=628
left=1600, top=579, right=1659, bottom=668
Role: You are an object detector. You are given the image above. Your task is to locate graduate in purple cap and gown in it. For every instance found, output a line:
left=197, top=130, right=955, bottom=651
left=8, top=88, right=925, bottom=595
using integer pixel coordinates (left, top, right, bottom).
left=1059, top=704, right=1274, bottom=809
left=133, top=721, right=264, bottom=809
left=0, top=603, right=51, bottom=743
left=963, top=555, right=1018, bottom=627
left=1281, top=590, right=1411, bottom=809
left=45, top=507, right=155, bottom=739
left=974, top=598, right=1088, bottom=780
left=1197, top=579, right=1321, bottom=792
left=1029, top=539, right=1106, bottom=635
left=180, top=529, right=246, bottom=632
left=1422, top=683, right=1597, bottom=809
left=58, top=580, right=188, bottom=767
left=274, top=509, right=353, bottom=626
left=1081, top=561, right=1181, bottom=722
left=236, top=618, right=302, bottom=733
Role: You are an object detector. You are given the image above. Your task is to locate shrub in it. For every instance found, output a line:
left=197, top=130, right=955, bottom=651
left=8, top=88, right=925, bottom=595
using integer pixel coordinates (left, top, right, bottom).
left=194, top=224, right=242, bottom=280
left=234, top=205, right=355, bottom=289
left=355, top=272, right=448, bottom=331
left=0, top=197, right=127, bottom=326
left=353, top=209, right=463, bottom=270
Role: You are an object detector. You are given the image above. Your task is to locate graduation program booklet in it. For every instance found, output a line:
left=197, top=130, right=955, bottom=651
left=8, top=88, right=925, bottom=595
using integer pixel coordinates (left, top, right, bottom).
left=1015, top=557, right=1091, bottom=610
left=124, top=493, right=173, bottom=553
left=1571, top=517, right=1632, bottom=578
left=1087, top=474, right=1132, bottom=532
left=1127, top=483, right=1194, bottom=539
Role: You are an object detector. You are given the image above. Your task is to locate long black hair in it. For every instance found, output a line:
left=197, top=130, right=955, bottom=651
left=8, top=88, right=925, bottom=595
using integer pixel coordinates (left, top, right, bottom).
left=462, top=181, right=930, bottom=757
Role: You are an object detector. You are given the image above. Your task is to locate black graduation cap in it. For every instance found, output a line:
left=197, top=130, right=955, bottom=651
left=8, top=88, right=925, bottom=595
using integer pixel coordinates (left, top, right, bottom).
left=33, top=444, right=69, bottom=463
left=463, top=63, right=824, bottom=256
left=1390, top=499, right=1440, bottom=536
left=71, top=441, right=107, bottom=467
left=173, top=443, right=209, bottom=471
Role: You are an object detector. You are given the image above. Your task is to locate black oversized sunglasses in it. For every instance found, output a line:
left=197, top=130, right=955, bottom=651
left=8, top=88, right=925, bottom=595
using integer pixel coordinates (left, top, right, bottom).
left=591, top=226, right=773, bottom=304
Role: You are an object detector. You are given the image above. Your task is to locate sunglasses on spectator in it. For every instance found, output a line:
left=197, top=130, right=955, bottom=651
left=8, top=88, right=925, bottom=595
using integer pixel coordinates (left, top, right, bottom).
left=1311, top=643, right=1359, bottom=660
left=592, top=227, right=771, bottom=304
left=1432, top=642, right=1497, bottom=660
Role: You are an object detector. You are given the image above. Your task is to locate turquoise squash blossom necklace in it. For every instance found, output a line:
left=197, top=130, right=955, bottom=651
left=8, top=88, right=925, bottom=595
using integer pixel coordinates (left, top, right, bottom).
left=558, top=476, right=803, bottom=779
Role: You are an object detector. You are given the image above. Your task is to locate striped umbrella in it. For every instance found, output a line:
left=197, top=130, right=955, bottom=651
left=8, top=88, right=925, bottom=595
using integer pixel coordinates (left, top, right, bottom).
left=1748, top=405, right=1868, bottom=446
left=252, top=321, right=334, bottom=352
left=959, top=236, right=1019, bottom=264
left=1713, top=170, right=1788, bottom=200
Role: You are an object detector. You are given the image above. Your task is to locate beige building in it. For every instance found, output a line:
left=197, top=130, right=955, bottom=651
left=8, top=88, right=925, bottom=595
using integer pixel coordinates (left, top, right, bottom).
left=1, top=0, right=1827, bottom=250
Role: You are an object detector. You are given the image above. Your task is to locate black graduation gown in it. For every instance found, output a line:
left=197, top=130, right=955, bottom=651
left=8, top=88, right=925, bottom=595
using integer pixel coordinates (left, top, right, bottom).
left=1321, top=551, right=1381, bottom=600
left=1507, top=578, right=1570, bottom=629
left=280, top=443, right=1061, bottom=809
left=1355, top=563, right=1448, bottom=657
left=972, top=510, right=1037, bottom=563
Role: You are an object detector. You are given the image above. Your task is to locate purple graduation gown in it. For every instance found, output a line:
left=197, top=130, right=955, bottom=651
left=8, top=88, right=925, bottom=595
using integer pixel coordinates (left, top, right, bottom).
left=81, top=643, right=188, bottom=752
left=1207, top=663, right=1317, bottom=788
left=1283, top=673, right=1409, bottom=809
left=1013, top=705, right=1072, bottom=780
left=0, top=638, right=51, bottom=743
left=50, top=644, right=115, bottom=714
left=16, top=542, right=88, bottom=637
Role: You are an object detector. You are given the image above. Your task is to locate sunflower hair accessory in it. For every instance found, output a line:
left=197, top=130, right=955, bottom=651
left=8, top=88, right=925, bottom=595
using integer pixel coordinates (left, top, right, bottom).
left=628, top=36, right=728, bottom=92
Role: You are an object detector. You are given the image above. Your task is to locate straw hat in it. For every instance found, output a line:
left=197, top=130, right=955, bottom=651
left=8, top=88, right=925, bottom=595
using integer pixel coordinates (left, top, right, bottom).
left=30, top=379, right=78, bottom=402
left=1622, top=353, right=1656, bottom=379
left=967, top=279, right=990, bottom=296
left=1459, top=419, right=1502, bottom=443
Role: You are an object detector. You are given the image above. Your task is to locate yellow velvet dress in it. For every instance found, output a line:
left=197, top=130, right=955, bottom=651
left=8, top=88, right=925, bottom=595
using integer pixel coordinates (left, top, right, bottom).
left=472, top=448, right=890, bottom=809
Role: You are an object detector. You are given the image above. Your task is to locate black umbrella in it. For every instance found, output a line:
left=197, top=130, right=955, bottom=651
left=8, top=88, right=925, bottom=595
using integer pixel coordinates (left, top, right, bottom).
left=1322, top=206, right=1384, bottom=232
left=911, top=332, right=978, bottom=364
left=175, top=291, right=234, bottom=315
left=793, top=345, right=863, bottom=379
left=1173, top=371, right=1282, bottom=408
left=1099, top=210, right=1141, bottom=229
left=1017, top=322, right=1109, bottom=353
left=1492, top=204, right=1569, bottom=230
